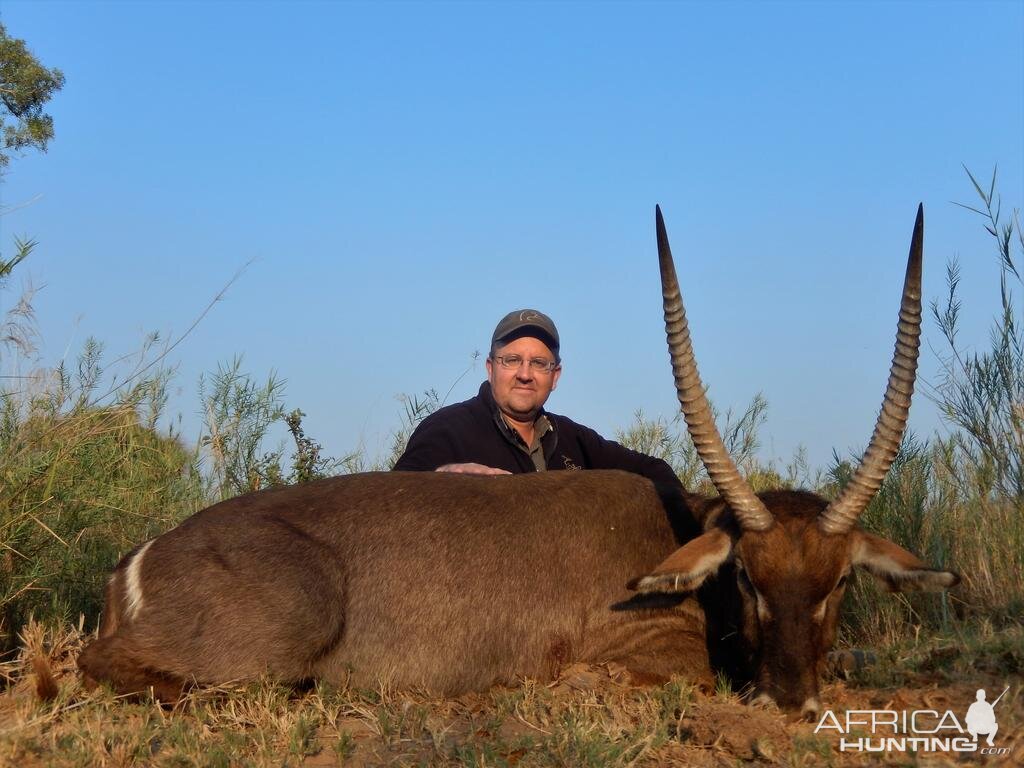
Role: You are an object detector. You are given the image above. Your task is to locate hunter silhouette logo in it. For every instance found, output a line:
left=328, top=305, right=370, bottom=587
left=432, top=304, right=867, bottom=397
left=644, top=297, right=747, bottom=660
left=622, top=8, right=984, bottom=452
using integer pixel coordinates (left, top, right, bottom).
left=966, top=687, right=1007, bottom=747
left=815, top=685, right=1011, bottom=755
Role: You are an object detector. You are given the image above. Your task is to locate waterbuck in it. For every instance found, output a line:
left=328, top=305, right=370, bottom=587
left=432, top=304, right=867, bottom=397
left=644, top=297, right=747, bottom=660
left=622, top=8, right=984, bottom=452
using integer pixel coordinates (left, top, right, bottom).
left=78, top=206, right=957, bottom=716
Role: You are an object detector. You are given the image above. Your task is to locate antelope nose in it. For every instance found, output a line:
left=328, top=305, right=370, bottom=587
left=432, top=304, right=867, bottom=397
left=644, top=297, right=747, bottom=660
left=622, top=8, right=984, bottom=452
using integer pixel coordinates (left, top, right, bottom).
left=801, top=697, right=821, bottom=722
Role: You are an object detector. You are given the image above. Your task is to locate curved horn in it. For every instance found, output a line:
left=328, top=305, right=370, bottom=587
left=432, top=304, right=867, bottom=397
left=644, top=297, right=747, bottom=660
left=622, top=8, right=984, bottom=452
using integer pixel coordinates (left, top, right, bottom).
left=657, top=206, right=773, bottom=532
left=819, top=205, right=924, bottom=535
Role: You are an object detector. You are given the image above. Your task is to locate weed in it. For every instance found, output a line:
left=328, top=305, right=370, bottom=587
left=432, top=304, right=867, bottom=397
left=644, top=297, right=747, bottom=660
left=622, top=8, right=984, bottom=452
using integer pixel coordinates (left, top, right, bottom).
left=288, top=712, right=320, bottom=757
left=334, top=731, right=356, bottom=761
left=789, top=733, right=834, bottom=767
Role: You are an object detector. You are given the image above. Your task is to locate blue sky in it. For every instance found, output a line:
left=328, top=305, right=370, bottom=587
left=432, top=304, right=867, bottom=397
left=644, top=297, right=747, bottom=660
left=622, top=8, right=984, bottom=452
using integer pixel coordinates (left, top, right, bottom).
left=1, top=0, right=1022, bottom=472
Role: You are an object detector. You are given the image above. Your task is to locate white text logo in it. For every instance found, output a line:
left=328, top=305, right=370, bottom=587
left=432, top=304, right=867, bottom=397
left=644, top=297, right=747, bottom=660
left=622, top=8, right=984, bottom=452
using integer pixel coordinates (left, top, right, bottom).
left=814, top=687, right=1010, bottom=755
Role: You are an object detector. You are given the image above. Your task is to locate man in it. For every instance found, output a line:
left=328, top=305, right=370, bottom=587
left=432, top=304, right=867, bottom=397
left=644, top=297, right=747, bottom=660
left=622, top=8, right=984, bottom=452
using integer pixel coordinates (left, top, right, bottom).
left=393, top=309, right=682, bottom=490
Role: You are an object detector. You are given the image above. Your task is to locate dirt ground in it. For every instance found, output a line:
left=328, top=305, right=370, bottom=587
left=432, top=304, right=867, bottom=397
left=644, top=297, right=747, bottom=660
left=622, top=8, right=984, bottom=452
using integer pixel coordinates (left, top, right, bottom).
left=316, top=663, right=1023, bottom=767
left=1, top=624, right=1021, bottom=767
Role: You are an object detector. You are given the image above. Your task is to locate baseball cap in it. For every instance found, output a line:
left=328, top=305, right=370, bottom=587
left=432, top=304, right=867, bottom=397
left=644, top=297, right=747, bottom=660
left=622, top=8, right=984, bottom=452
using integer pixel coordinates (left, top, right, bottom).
left=491, top=309, right=560, bottom=357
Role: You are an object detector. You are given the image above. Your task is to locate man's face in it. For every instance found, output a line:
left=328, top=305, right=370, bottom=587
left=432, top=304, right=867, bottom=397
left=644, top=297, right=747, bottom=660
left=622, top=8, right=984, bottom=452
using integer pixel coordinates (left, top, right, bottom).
left=485, top=335, right=561, bottom=423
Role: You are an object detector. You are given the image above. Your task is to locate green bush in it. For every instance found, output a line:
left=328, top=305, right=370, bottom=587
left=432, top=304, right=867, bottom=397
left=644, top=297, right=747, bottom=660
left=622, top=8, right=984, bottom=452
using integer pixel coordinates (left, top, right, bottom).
left=0, top=361, right=201, bottom=651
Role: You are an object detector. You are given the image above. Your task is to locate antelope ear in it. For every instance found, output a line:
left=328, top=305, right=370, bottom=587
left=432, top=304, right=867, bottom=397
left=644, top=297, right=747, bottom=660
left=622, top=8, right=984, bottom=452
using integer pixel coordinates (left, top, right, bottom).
left=851, top=531, right=960, bottom=592
left=630, top=528, right=733, bottom=594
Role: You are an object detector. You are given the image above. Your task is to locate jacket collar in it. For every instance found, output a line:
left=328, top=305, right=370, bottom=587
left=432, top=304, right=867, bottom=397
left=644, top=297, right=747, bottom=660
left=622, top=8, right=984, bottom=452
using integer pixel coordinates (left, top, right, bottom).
left=478, top=381, right=557, bottom=459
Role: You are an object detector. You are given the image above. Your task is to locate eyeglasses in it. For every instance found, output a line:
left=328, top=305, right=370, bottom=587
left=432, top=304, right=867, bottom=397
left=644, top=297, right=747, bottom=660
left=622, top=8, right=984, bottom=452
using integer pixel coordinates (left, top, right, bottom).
left=492, top=354, right=559, bottom=373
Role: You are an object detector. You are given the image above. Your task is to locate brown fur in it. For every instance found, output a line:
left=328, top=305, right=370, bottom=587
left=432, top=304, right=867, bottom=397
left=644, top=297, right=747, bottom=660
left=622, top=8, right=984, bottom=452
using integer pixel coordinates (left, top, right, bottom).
left=78, top=476, right=957, bottom=710
left=78, top=471, right=709, bottom=698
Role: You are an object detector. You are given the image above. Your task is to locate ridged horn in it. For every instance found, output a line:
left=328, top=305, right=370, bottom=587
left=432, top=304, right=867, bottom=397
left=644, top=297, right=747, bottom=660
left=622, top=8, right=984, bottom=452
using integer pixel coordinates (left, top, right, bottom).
left=657, top=205, right=773, bottom=532
left=819, top=205, right=924, bottom=535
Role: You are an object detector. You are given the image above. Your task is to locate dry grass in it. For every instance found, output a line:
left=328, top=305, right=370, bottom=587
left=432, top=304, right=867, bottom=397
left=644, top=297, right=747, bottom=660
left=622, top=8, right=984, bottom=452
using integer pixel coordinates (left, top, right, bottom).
left=1, top=620, right=1021, bottom=767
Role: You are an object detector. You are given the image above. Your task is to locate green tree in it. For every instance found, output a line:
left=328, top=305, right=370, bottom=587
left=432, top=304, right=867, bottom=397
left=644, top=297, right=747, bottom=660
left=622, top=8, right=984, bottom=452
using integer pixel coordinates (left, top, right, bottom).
left=0, top=22, right=64, bottom=170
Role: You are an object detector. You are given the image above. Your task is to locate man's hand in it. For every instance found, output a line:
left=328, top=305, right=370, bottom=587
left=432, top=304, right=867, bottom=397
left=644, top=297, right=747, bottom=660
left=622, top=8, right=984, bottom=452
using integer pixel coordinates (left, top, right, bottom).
left=435, top=463, right=512, bottom=475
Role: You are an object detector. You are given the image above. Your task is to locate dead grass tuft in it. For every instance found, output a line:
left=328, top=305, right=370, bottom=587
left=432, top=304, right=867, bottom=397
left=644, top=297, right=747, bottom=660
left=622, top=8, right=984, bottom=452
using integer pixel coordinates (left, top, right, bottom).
left=2, top=619, right=1019, bottom=766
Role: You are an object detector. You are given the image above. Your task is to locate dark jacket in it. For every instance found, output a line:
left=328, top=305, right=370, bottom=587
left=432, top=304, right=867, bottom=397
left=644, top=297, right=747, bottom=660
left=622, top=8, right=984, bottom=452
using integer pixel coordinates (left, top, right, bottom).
left=393, top=382, right=682, bottom=490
